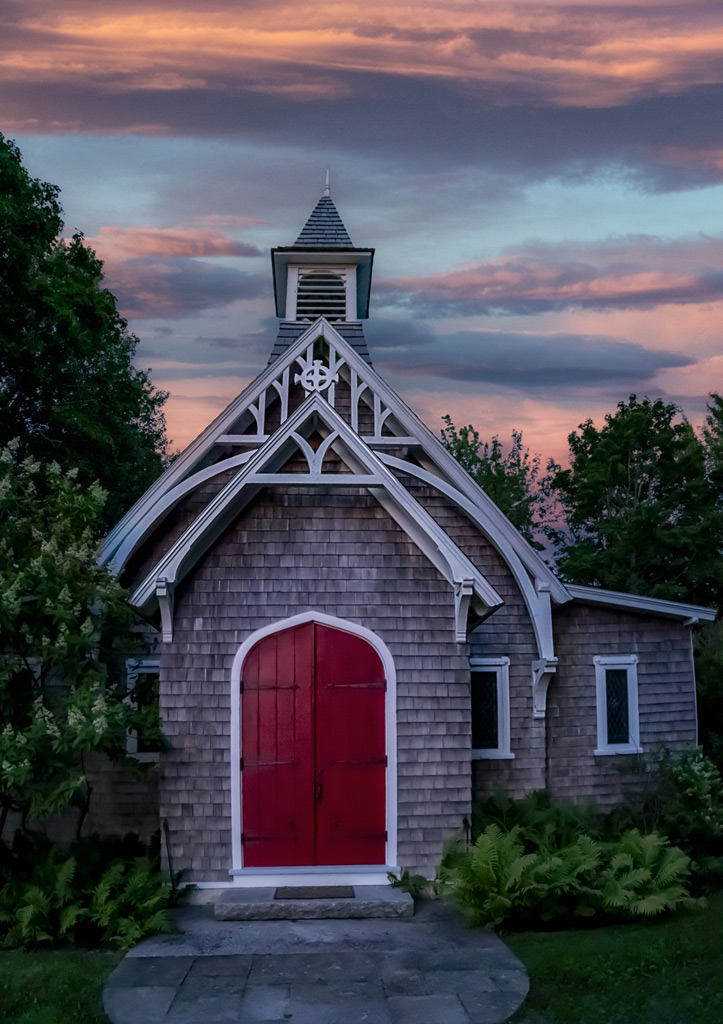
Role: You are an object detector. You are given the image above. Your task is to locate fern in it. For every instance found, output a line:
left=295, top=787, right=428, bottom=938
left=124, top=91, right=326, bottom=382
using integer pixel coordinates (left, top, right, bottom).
left=449, top=822, right=692, bottom=929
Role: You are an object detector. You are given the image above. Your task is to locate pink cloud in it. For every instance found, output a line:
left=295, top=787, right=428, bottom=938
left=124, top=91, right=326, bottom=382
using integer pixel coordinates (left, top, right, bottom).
left=380, top=233, right=723, bottom=314
left=87, top=224, right=262, bottom=260
left=3, top=2, right=723, bottom=110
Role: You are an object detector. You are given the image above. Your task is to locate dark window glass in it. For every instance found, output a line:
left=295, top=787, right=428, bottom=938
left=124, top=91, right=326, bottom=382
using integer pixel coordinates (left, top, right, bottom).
left=606, top=669, right=629, bottom=745
left=129, top=671, right=161, bottom=753
left=472, top=671, right=498, bottom=749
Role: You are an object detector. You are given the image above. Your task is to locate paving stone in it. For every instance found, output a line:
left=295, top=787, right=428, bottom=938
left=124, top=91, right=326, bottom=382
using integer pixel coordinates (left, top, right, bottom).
left=240, top=984, right=290, bottom=1021
left=283, top=998, right=394, bottom=1024
left=106, top=956, right=194, bottom=988
left=103, top=985, right=177, bottom=1024
left=380, top=963, right=432, bottom=996
left=460, top=990, right=532, bottom=1024
left=425, top=969, right=500, bottom=994
left=248, top=951, right=379, bottom=986
left=387, top=993, right=471, bottom=1024
left=165, top=994, right=244, bottom=1024
left=289, top=975, right=385, bottom=1004
left=185, top=954, right=255, bottom=977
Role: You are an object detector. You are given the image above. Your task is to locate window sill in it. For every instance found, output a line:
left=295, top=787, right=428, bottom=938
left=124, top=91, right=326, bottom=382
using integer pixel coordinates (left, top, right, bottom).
left=472, top=751, right=515, bottom=760
left=594, top=746, right=643, bottom=757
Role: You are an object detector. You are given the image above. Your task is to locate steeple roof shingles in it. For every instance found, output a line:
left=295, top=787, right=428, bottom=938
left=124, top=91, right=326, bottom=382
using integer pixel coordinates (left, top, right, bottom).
left=294, top=195, right=353, bottom=248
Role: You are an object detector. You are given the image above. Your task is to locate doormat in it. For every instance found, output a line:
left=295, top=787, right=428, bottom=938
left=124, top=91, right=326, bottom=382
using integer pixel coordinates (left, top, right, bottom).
left=274, top=886, right=355, bottom=900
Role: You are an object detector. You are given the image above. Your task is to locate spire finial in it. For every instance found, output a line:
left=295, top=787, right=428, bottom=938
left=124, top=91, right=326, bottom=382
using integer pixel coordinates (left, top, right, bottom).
left=323, top=167, right=331, bottom=197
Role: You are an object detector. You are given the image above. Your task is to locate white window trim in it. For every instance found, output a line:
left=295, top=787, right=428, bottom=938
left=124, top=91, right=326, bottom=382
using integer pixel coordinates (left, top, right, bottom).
left=125, top=657, right=161, bottom=762
left=593, top=654, right=642, bottom=756
left=470, top=656, right=514, bottom=760
left=286, top=265, right=356, bottom=322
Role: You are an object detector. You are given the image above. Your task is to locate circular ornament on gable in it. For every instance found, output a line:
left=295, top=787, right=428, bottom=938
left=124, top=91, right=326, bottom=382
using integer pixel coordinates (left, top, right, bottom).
left=295, top=359, right=339, bottom=393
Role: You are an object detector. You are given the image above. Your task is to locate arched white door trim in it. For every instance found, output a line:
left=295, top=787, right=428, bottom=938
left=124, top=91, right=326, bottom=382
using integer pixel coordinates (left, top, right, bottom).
left=229, top=611, right=398, bottom=884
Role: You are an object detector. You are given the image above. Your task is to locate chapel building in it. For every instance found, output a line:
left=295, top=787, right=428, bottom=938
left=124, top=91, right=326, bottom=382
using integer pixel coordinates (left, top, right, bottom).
left=101, top=186, right=713, bottom=889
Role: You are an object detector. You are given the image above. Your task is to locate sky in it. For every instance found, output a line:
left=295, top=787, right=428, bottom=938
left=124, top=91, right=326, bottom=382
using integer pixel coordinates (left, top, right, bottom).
left=4, top=0, right=723, bottom=462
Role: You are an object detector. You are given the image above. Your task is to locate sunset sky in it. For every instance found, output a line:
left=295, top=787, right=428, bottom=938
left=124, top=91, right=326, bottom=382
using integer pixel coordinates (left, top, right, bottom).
left=5, top=0, right=723, bottom=460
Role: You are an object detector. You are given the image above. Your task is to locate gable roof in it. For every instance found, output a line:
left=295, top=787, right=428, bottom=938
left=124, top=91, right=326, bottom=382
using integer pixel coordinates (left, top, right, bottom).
left=294, top=194, right=353, bottom=248
left=102, top=318, right=569, bottom=658
left=130, top=392, right=504, bottom=642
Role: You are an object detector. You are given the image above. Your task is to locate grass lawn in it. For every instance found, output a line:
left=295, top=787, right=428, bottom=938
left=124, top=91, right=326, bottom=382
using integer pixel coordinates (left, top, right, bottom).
left=506, top=890, right=723, bottom=1024
left=0, top=949, right=121, bottom=1024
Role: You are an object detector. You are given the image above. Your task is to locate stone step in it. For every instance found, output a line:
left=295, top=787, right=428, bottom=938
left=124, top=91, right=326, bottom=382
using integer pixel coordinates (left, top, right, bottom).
left=214, top=884, right=414, bottom=921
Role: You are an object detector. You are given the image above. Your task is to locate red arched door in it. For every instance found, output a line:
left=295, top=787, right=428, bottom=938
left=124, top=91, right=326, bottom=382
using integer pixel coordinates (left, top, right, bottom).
left=241, top=622, right=387, bottom=867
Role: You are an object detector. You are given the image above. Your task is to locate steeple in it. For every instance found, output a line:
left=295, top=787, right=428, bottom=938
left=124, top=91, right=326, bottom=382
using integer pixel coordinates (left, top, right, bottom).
left=270, top=180, right=375, bottom=324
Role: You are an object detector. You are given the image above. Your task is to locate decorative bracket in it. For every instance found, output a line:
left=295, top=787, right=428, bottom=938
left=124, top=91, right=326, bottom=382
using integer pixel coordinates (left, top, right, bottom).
left=453, top=579, right=475, bottom=643
left=155, top=577, right=175, bottom=643
left=531, top=658, right=558, bottom=718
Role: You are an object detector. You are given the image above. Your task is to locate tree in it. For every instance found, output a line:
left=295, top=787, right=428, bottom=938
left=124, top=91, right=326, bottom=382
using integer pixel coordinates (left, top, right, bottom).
left=548, top=395, right=722, bottom=606
left=0, top=444, right=142, bottom=848
left=441, top=415, right=551, bottom=546
left=0, top=134, right=168, bottom=532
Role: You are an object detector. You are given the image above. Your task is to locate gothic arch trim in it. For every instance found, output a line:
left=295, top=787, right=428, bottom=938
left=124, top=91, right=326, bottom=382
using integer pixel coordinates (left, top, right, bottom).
left=229, top=611, right=398, bottom=881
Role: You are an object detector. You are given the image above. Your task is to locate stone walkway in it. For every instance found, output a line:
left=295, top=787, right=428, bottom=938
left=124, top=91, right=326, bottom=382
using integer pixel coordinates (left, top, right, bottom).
left=104, top=901, right=529, bottom=1024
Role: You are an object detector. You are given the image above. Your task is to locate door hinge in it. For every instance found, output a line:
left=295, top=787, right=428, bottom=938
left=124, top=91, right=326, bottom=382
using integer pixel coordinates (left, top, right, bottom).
left=384, top=755, right=388, bottom=767
left=239, top=756, right=244, bottom=771
left=239, top=679, right=244, bottom=693
left=240, top=832, right=246, bottom=845
left=385, top=831, right=388, bottom=841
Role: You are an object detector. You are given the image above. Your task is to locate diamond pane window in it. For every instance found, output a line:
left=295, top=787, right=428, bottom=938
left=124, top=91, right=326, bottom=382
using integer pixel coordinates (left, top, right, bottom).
left=594, top=655, right=641, bottom=755
left=472, top=671, right=499, bottom=749
left=606, top=669, right=629, bottom=745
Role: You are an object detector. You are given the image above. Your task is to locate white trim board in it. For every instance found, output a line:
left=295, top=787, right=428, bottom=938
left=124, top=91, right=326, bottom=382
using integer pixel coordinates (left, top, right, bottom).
left=566, top=585, right=716, bottom=622
left=229, top=611, right=399, bottom=881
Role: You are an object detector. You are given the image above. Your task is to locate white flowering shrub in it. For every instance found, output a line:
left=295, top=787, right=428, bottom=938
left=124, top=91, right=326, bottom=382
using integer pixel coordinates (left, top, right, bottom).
left=0, top=445, right=138, bottom=845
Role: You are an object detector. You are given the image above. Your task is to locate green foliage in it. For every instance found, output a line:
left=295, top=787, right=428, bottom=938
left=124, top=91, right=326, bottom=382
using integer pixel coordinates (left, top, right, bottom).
left=548, top=395, right=722, bottom=606
left=0, top=134, right=168, bottom=531
left=599, top=830, right=691, bottom=918
left=388, top=868, right=430, bottom=899
left=0, top=446, right=148, bottom=847
left=449, top=816, right=693, bottom=930
left=440, top=415, right=551, bottom=545
left=88, top=858, right=172, bottom=949
left=0, top=835, right=173, bottom=951
left=694, top=621, right=723, bottom=773
left=653, top=749, right=723, bottom=887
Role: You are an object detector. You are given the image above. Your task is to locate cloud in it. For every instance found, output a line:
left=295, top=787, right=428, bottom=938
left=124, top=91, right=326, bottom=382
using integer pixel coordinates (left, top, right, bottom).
left=3, top=2, right=723, bottom=109
left=377, top=233, right=723, bottom=315
left=87, top=224, right=263, bottom=259
left=103, top=257, right=268, bottom=317
left=368, top=320, right=695, bottom=388
left=4, top=4, right=723, bottom=192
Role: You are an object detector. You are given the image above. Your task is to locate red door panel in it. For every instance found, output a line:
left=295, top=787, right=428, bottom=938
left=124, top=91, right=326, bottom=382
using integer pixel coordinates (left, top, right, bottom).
left=314, top=625, right=386, bottom=865
left=241, top=622, right=387, bottom=867
left=241, top=623, right=315, bottom=866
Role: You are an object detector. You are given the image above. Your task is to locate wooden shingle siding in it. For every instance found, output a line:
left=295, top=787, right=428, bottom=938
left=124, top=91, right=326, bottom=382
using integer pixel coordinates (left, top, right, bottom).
left=548, top=603, right=696, bottom=807
left=402, top=481, right=546, bottom=801
left=151, top=486, right=472, bottom=881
